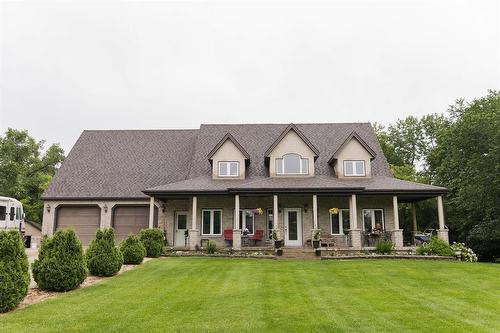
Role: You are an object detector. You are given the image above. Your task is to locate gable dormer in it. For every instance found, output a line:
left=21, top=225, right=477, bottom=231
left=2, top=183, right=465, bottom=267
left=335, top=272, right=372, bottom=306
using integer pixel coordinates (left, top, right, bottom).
left=265, top=124, right=319, bottom=177
left=207, top=133, right=250, bottom=180
left=328, top=131, right=376, bottom=178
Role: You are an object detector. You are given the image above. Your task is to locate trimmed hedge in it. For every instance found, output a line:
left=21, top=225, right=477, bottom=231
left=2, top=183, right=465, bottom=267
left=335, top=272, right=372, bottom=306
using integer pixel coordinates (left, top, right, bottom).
left=120, top=234, right=146, bottom=265
left=32, top=229, right=87, bottom=292
left=86, top=228, right=123, bottom=277
left=139, top=228, right=164, bottom=258
left=0, top=230, right=30, bottom=313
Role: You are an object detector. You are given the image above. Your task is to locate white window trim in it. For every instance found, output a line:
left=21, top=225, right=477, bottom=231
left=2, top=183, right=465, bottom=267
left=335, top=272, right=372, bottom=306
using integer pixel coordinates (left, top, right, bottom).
left=344, top=160, right=366, bottom=177
left=201, top=209, right=223, bottom=236
left=239, top=209, right=255, bottom=235
left=276, top=153, right=309, bottom=175
left=362, top=209, right=385, bottom=231
left=330, top=209, right=350, bottom=235
left=218, top=161, right=239, bottom=177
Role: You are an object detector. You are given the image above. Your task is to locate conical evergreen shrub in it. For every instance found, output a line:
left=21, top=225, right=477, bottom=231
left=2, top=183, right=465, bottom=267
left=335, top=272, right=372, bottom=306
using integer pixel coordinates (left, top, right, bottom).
left=0, top=230, right=30, bottom=313
left=120, top=234, right=146, bottom=264
left=32, top=229, right=87, bottom=292
left=86, top=228, right=123, bottom=276
left=139, top=228, right=164, bottom=258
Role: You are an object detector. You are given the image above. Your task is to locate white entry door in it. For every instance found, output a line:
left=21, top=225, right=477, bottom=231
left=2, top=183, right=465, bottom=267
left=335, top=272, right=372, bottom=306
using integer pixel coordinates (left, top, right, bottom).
left=175, top=212, right=188, bottom=247
left=284, top=208, right=302, bottom=246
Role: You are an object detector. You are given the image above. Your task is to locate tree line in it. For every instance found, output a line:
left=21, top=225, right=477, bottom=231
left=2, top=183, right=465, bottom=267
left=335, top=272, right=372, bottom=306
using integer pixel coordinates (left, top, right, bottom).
left=375, top=90, right=499, bottom=261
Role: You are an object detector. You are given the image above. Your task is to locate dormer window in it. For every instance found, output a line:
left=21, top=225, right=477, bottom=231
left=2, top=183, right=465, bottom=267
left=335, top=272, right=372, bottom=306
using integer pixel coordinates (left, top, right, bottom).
left=276, top=153, right=309, bottom=175
left=344, top=160, right=365, bottom=177
left=218, top=161, right=239, bottom=177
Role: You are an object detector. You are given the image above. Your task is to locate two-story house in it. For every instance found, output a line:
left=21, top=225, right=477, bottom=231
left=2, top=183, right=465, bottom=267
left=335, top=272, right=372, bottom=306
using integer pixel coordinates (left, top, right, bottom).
left=42, top=123, right=449, bottom=249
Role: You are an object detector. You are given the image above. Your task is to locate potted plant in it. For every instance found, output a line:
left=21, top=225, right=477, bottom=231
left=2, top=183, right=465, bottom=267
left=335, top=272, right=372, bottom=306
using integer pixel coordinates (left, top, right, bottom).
left=312, top=229, right=321, bottom=249
left=315, top=248, right=321, bottom=257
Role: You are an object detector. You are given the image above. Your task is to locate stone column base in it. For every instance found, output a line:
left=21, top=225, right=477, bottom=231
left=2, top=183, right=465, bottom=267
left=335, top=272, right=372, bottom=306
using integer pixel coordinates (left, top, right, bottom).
left=232, top=229, right=242, bottom=250
left=437, top=229, right=449, bottom=244
left=271, top=228, right=282, bottom=242
left=391, top=229, right=403, bottom=249
left=188, top=229, right=200, bottom=250
left=311, top=229, right=321, bottom=248
left=348, top=229, right=362, bottom=249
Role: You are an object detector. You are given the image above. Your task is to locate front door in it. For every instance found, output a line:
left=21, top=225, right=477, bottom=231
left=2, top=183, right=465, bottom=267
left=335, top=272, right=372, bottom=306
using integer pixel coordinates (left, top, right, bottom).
left=175, top=212, right=188, bottom=247
left=284, top=208, right=302, bottom=246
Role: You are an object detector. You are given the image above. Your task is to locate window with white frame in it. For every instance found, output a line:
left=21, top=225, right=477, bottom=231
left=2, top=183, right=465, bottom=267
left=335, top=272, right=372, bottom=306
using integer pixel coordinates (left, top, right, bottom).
left=202, top=209, right=222, bottom=235
left=218, top=161, right=239, bottom=177
left=239, top=210, right=254, bottom=235
left=330, top=209, right=350, bottom=235
left=362, top=209, right=384, bottom=232
left=276, top=153, right=309, bottom=175
left=344, top=160, right=365, bottom=176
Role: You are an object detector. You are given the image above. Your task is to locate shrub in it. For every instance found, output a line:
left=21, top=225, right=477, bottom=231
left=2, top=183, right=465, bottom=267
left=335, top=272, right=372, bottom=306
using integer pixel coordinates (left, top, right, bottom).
left=450, top=242, right=478, bottom=262
left=206, top=240, right=217, bottom=254
left=375, top=240, right=394, bottom=254
left=120, top=234, right=147, bottom=264
left=86, top=229, right=123, bottom=276
left=32, top=229, right=87, bottom=292
left=416, top=237, right=454, bottom=256
left=0, top=230, right=30, bottom=313
left=466, top=219, right=500, bottom=262
left=139, top=228, right=164, bottom=258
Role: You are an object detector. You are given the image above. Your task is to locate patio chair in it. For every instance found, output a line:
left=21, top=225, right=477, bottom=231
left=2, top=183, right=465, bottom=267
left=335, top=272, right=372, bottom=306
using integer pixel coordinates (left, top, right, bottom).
left=249, top=229, right=264, bottom=245
left=224, top=229, right=233, bottom=245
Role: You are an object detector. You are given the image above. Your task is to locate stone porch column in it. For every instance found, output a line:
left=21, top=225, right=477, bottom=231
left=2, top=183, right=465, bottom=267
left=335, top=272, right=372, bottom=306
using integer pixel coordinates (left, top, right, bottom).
left=411, top=203, right=418, bottom=245
left=273, top=194, right=281, bottom=240
left=148, top=197, right=155, bottom=229
left=233, top=194, right=241, bottom=250
left=348, top=194, right=361, bottom=249
left=436, top=195, right=449, bottom=244
left=188, top=196, right=199, bottom=250
left=311, top=194, right=320, bottom=246
left=392, top=196, right=403, bottom=249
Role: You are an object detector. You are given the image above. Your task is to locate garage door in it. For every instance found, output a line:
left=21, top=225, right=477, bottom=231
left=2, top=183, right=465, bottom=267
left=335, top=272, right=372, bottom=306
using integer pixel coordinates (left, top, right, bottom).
left=56, top=206, right=101, bottom=245
left=113, top=206, right=158, bottom=242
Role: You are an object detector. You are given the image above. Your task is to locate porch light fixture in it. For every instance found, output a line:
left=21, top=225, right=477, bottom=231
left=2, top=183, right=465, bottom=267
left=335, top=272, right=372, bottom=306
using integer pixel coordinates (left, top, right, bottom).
left=161, top=203, right=166, bottom=213
left=103, top=204, right=108, bottom=213
left=304, top=203, right=309, bottom=213
left=46, top=204, right=51, bottom=213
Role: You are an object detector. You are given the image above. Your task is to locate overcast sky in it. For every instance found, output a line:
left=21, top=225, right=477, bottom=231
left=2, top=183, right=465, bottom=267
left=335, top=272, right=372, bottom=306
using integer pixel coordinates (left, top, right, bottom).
left=1, top=0, right=499, bottom=153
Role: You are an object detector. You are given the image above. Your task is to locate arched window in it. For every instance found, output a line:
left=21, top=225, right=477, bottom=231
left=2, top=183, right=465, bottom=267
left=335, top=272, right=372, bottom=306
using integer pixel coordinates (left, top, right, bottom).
left=276, top=153, right=309, bottom=175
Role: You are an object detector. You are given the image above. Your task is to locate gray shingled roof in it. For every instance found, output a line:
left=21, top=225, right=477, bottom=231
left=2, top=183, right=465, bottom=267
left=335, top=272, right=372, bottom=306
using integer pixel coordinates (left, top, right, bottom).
left=43, top=130, right=198, bottom=199
left=44, top=123, right=447, bottom=199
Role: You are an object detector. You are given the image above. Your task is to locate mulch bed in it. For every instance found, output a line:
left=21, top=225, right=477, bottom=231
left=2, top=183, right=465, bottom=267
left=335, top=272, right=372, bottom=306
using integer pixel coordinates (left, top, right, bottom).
left=8, top=258, right=154, bottom=313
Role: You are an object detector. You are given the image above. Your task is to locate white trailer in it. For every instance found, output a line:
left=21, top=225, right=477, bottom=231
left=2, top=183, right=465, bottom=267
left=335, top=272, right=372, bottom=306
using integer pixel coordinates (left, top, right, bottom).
left=0, top=196, right=25, bottom=232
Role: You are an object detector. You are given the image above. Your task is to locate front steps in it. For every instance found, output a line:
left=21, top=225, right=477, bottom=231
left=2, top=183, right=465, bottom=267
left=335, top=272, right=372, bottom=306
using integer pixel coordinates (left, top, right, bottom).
left=278, top=247, right=320, bottom=260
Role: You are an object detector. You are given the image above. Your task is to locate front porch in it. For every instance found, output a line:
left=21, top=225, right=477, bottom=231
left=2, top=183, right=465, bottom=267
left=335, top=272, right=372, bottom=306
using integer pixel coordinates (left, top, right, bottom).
left=150, top=192, right=449, bottom=251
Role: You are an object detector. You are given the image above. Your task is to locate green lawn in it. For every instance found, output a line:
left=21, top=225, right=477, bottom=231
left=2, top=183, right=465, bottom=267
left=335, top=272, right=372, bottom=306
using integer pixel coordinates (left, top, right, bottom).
left=1, top=258, right=499, bottom=332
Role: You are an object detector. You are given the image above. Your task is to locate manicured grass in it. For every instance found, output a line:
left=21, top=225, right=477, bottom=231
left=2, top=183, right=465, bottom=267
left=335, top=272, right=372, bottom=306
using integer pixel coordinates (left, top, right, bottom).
left=1, top=258, right=499, bottom=332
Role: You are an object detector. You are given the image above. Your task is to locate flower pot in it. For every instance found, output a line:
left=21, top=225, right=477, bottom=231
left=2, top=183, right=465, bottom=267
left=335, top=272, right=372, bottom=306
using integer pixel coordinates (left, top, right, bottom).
left=315, top=248, right=321, bottom=257
left=276, top=248, right=283, bottom=256
left=312, top=240, right=320, bottom=249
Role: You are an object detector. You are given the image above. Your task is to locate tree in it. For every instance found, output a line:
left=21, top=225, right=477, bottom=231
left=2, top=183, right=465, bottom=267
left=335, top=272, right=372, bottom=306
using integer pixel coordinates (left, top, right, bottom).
left=431, top=91, right=500, bottom=243
left=0, top=129, right=64, bottom=222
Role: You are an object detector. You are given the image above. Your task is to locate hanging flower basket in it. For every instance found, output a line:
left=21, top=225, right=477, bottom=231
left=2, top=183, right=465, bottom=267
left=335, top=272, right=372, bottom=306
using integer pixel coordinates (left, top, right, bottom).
left=329, top=208, right=339, bottom=215
left=251, top=208, right=264, bottom=215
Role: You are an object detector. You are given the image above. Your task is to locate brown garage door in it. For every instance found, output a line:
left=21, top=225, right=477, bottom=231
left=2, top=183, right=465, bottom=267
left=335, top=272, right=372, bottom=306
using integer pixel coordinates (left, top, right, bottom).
left=56, top=206, right=101, bottom=245
left=113, top=206, right=158, bottom=242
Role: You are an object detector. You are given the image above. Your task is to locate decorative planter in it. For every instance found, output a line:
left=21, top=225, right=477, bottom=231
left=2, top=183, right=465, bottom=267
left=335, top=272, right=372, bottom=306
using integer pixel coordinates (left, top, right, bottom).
left=274, top=240, right=284, bottom=249
left=312, top=240, right=321, bottom=249
left=315, top=248, right=321, bottom=257
left=276, top=248, right=283, bottom=256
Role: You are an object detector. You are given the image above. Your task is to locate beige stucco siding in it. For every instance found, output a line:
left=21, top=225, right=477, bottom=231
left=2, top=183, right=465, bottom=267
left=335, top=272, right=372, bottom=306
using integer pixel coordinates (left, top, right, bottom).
left=210, top=140, right=246, bottom=179
left=335, top=138, right=372, bottom=178
left=268, top=131, right=316, bottom=177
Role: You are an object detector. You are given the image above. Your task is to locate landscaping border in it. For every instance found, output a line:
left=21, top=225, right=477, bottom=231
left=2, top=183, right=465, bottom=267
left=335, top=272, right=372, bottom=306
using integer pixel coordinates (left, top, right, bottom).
left=322, top=255, right=456, bottom=260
